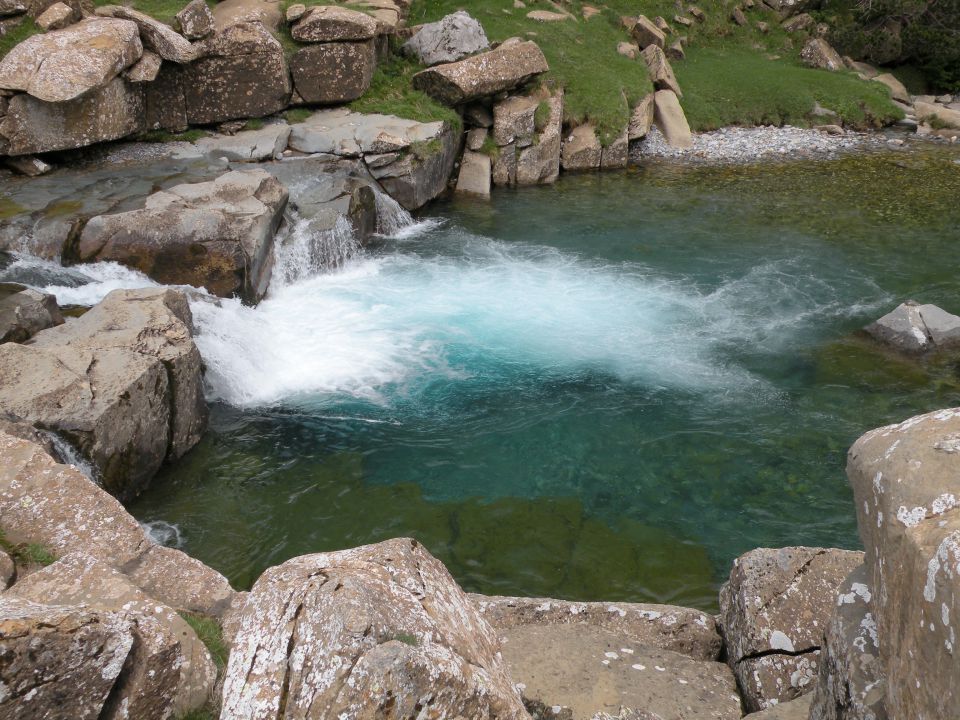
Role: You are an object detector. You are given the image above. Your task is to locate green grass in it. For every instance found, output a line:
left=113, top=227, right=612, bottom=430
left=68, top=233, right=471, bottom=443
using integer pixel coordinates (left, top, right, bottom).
left=92, top=0, right=214, bottom=25
left=242, top=118, right=266, bottom=131
left=675, top=46, right=902, bottom=130
left=137, top=128, right=209, bottom=143
left=0, top=18, right=38, bottom=61
left=0, top=529, right=56, bottom=568
left=408, top=0, right=652, bottom=144
left=284, top=107, right=313, bottom=124
left=350, top=56, right=462, bottom=130
left=179, top=612, right=229, bottom=670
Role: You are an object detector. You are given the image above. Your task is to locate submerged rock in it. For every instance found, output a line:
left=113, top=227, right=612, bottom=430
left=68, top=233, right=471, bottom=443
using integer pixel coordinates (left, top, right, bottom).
left=402, top=10, right=489, bottom=66
left=220, top=538, right=529, bottom=719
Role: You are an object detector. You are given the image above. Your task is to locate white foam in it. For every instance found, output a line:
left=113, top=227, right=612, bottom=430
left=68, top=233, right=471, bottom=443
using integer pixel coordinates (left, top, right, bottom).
left=2, top=254, right=159, bottom=306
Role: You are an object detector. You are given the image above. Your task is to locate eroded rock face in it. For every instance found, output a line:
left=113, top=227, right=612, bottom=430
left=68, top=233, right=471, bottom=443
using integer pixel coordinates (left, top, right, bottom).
left=0, top=596, right=134, bottom=720
left=96, top=5, right=198, bottom=63
left=78, top=169, right=288, bottom=302
left=846, top=407, right=960, bottom=719
left=0, top=17, right=142, bottom=102
left=0, top=288, right=206, bottom=498
left=865, top=301, right=960, bottom=353
left=8, top=552, right=217, bottom=719
left=412, top=40, right=548, bottom=105
left=0, top=283, right=63, bottom=343
left=641, top=45, right=681, bottom=97
left=290, top=4, right=376, bottom=41
left=290, top=39, right=376, bottom=104
left=561, top=123, right=601, bottom=171
left=402, top=10, right=489, bottom=66
left=719, top=546, right=863, bottom=711
left=220, top=538, right=530, bottom=719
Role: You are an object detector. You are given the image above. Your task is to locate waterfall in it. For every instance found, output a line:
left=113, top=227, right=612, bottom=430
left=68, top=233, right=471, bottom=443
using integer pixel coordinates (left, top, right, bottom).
left=45, top=432, right=100, bottom=484
left=374, top=190, right=417, bottom=237
left=271, top=212, right=361, bottom=289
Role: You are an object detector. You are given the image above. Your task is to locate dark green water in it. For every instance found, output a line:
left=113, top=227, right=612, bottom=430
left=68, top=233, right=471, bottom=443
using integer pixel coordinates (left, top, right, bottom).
left=130, top=147, right=960, bottom=611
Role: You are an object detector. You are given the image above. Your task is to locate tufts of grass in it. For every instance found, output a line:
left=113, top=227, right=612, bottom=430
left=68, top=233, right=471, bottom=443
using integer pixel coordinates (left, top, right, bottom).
left=675, top=46, right=902, bottom=131
left=284, top=107, right=313, bottom=124
left=92, top=0, right=213, bottom=25
left=391, top=632, right=419, bottom=646
left=350, top=56, right=462, bottom=131
left=242, top=118, right=266, bottom=131
left=479, top=133, right=500, bottom=158
left=179, top=612, right=229, bottom=670
left=0, top=529, right=56, bottom=567
left=0, top=18, right=39, bottom=61
left=138, top=128, right=209, bottom=143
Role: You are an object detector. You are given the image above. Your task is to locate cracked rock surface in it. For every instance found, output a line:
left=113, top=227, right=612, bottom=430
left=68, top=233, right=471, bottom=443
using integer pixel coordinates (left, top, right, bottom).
left=220, top=537, right=530, bottom=719
left=865, top=300, right=960, bottom=354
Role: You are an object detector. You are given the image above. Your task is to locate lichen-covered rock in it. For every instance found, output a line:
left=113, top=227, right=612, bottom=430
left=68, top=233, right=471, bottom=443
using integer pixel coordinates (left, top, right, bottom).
left=96, top=5, right=197, bottom=63
left=78, top=169, right=287, bottom=302
left=412, top=40, right=548, bottom=105
left=641, top=44, right=681, bottom=96
left=0, top=76, right=145, bottom=155
left=125, top=49, right=162, bottom=82
left=220, top=538, right=530, bottom=719
left=290, top=4, right=376, bottom=41
left=35, top=1, right=75, bottom=31
left=0, top=17, right=142, bottom=102
left=719, top=546, right=863, bottom=711
left=631, top=15, right=664, bottom=49
left=0, top=547, right=14, bottom=587
left=516, top=90, right=562, bottom=184
left=290, top=39, right=376, bottom=104
left=561, top=123, right=601, bottom=171
left=808, top=565, right=887, bottom=720
left=8, top=552, right=217, bottom=718
left=184, top=21, right=290, bottom=124
left=744, top=693, right=813, bottom=719
left=628, top=93, right=655, bottom=141
left=472, top=594, right=722, bottom=660
left=368, top=121, right=459, bottom=210
left=846, top=407, right=960, bottom=719
left=800, top=38, right=843, bottom=71
left=653, top=89, right=692, bottom=148
left=176, top=0, right=214, bottom=39
left=493, top=93, right=538, bottom=147
left=0, top=596, right=134, bottom=720
left=402, top=10, right=489, bottom=66
left=0, top=283, right=63, bottom=342
left=124, top=543, right=237, bottom=618
left=0, top=288, right=206, bottom=498
left=865, top=301, right=960, bottom=353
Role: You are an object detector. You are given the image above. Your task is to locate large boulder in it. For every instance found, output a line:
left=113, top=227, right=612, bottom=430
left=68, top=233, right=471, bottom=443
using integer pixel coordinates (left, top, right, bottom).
left=220, top=538, right=530, bottom=719
left=719, top=546, right=864, bottom=711
left=0, top=283, right=63, bottom=342
left=516, top=90, right=563, bottom=184
left=653, top=89, right=692, bottom=148
left=183, top=21, right=290, bottom=124
left=800, top=38, right=844, bottom=71
left=290, top=4, right=376, bottom=41
left=290, top=39, right=376, bottom=104
left=0, top=596, right=135, bottom=720
left=628, top=92, right=655, bottom=141
left=631, top=15, right=665, bottom=49
left=872, top=73, right=909, bottom=104
left=456, top=150, right=491, bottom=197
left=0, top=430, right=236, bottom=616
left=0, top=17, right=142, bottom=102
left=8, top=552, right=217, bottom=718
left=846, top=407, right=960, bottom=718
left=561, top=124, right=602, bottom=171
left=402, top=10, right=489, bottom=66
left=0, top=288, right=206, bottom=499
left=914, top=100, right=960, bottom=129
left=864, top=301, right=960, bottom=353
left=0, top=76, right=145, bottom=155
left=412, top=40, right=548, bottom=105
left=641, top=44, right=681, bottom=96
left=77, top=169, right=288, bottom=302
left=808, top=564, right=886, bottom=720
left=95, top=5, right=197, bottom=63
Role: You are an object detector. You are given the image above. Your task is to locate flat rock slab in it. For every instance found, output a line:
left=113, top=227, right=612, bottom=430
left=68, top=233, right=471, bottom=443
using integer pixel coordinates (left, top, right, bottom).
left=500, top=623, right=742, bottom=719
left=289, top=107, right=445, bottom=156
left=96, top=5, right=197, bottom=63
left=195, top=122, right=291, bottom=161
left=290, top=4, right=377, bottom=41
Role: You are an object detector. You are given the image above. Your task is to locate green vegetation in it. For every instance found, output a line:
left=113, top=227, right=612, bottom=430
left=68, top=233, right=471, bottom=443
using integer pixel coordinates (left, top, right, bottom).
left=0, top=18, right=38, bottom=61
left=392, top=632, right=419, bottom=646
left=284, top=107, right=313, bottom=124
left=0, top=529, right=56, bottom=568
left=350, top=56, right=462, bottom=131
left=178, top=709, right=215, bottom=720
left=408, top=0, right=652, bottom=144
left=179, top=612, right=229, bottom=670
left=0, top=197, right=28, bottom=221
left=243, top=118, right=266, bottom=131
left=138, top=128, right=209, bottom=143
left=91, top=0, right=214, bottom=25
left=676, top=46, right=902, bottom=131
left=479, top=133, right=499, bottom=158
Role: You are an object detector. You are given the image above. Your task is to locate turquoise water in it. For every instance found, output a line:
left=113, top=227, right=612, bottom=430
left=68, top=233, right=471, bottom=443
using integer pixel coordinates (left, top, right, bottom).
left=130, top=148, right=960, bottom=611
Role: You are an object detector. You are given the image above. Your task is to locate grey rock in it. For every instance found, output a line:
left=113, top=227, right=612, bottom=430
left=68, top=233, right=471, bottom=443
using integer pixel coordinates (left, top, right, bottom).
left=744, top=694, right=813, bottom=719
left=631, top=15, right=664, bottom=49
left=872, top=73, right=909, bottom=103
left=403, top=10, right=490, bottom=66
left=601, top=126, right=629, bottom=169
left=865, top=301, right=960, bottom=353
left=95, top=5, right=197, bottom=63
left=35, top=1, right=75, bottom=30
left=666, top=39, right=684, bottom=61
left=516, top=90, right=562, bottom=184
left=466, top=126, right=487, bottom=150
left=641, top=45, right=682, bottom=96
left=800, top=38, right=844, bottom=71
left=176, top=0, right=214, bottom=39
left=653, top=89, right=692, bottom=148
left=493, top=93, right=537, bottom=147
left=290, top=4, right=377, bottom=41
left=290, top=39, right=376, bottom=104
left=78, top=169, right=287, bottom=302
left=124, top=49, right=162, bottom=82
left=455, top=150, right=491, bottom=197
left=195, top=122, right=291, bottom=161
left=628, top=93, right=655, bottom=140
left=561, top=124, right=601, bottom=171
left=285, top=2, right=305, bottom=21
left=0, top=283, right=63, bottom=342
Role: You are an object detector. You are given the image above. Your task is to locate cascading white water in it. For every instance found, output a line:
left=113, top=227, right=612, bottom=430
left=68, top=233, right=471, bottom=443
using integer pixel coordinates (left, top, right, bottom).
left=271, top=213, right=360, bottom=288
left=45, top=432, right=100, bottom=483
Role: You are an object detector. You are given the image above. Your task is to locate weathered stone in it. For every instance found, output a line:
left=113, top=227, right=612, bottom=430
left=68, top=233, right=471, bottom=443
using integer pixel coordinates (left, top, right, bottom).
left=8, top=552, right=217, bottom=718
left=402, top=10, right=489, bottom=66
left=0, top=284, right=63, bottom=342
left=492, top=141, right=516, bottom=185
left=466, top=126, right=487, bottom=150
left=498, top=623, right=740, bottom=720
left=290, top=39, right=376, bottom=104
left=291, top=5, right=376, bottom=41
left=124, top=49, right=162, bottom=82
left=808, top=565, right=887, bottom=720
left=720, top=546, right=863, bottom=711
left=343, top=0, right=402, bottom=35
left=185, top=21, right=290, bottom=124
left=915, top=100, right=960, bottom=129
left=0, top=596, right=134, bottom=720
left=561, top=123, right=601, bottom=171
left=628, top=93, right=654, bottom=140
left=78, top=170, right=286, bottom=302
left=285, top=2, right=305, bottom=21
left=516, top=90, right=562, bottom=185
left=617, top=40, right=639, bottom=59
left=666, top=39, right=684, bottom=60
left=0, top=288, right=207, bottom=497
left=196, top=122, right=291, bottom=161
left=631, top=15, right=664, bottom=49
left=35, top=1, right=74, bottom=30
left=0, top=0, right=27, bottom=16
left=0, top=548, right=13, bottom=587
left=871, top=73, right=909, bottom=103
left=865, top=301, right=960, bottom=353
left=211, top=0, right=281, bottom=33
left=369, top=121, right=459, bottom=210
left=844, top=56, right=878, bottom=78
left=144, top=62, right=186, bottom=131
left=732, top=7, right=747, bottom=26
left=96, top=5, right=197, bottom=63
left=654, top=15, right=671, bottom=32
left=464, top=102, right=493, bottom=127
left=472, top=594, right=721, bottom=660
left=456, top=150, right=491, bottom=197
left=0, top=76, right=144, bottom=155
left=756, top=20, right=769, bottom=32
left=674, top=13, right=693, bottom=26
left=412, top=40, right=548, bottom=105
left=653, top=89, right=692, bottom=148
left=176, top=0, right=214, bottom=39
left=689, top=5, right=706, bottom=21
left=493, top=93, right=537, bottom=146
left=527, top=9, right=568, bottom=21
left=220, top=538, right=529, bottom=719
left=0, top=17, right=141, bottom=102
left=744, top=693, right=813, bottom=719
left=846, top=407, right=960, bottom=719
left=800, top=37, right=843, bottom=71
left=600, top=126, right=629, bottom=169
left=641, top=44, right=681, bottom=96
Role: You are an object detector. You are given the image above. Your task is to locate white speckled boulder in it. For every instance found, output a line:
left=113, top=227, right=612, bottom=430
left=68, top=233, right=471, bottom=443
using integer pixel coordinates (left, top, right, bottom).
left=220, top=538, right=530, bottom=719
left=402, top=10, right=489, bottom=66
left=719, top=546, right=863, bottom=711
left=846, top=407, right=960, bottom=719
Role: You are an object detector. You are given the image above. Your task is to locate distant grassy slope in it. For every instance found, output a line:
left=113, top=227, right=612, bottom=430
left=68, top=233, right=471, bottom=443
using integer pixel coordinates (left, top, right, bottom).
left=408, top=0, right=653, bottom=144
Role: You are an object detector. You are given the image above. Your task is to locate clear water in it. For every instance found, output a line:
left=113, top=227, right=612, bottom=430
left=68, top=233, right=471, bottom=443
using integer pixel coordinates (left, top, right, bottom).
left=96, top=147, right=960, bottom=611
